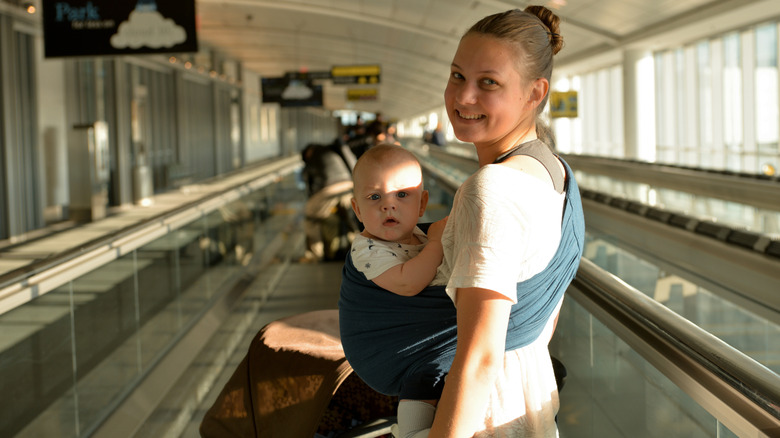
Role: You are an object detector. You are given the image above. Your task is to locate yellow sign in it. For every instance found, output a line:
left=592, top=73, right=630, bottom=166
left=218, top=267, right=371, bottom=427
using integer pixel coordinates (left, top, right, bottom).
left=331, top=65, right=381, bottom=77
left=332, top=65, right=381, bottom=85
left=347, top=88, right=378, bottom=101
left=550, top=91, right=578, bottom=118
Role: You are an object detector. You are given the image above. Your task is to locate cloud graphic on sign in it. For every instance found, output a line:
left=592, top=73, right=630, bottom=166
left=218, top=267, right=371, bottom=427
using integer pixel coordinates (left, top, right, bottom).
left=282, top=81, right=314, bottom=100
left=110, top=10, right=187, bottom=49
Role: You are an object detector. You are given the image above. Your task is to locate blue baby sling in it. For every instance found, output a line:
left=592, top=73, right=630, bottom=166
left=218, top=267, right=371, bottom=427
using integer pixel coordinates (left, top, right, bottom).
left=338, top=158, right=585, bottom=400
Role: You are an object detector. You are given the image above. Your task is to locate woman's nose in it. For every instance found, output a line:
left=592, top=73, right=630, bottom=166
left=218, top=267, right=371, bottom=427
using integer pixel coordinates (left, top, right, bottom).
left=456, top=83, right=477, bottom=105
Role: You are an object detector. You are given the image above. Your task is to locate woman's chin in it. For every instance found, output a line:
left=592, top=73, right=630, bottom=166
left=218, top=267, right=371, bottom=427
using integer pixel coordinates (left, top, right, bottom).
left=451, top=130, right=482, bottom=144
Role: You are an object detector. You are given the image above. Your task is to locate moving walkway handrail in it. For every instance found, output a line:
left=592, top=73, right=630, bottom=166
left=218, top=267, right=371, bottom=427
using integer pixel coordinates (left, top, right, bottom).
left=560, top=153, right=780, bottom=212
left=0, top=155, right=303, bottom=315
left=562, top=153, right=780, bottom=183
left=571, top=258, right=780, bottom=437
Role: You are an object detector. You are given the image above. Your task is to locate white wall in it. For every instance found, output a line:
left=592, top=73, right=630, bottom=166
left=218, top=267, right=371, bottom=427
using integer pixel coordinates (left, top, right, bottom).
left=242, top=69, right=281, bottom=162
left=35, top=35, right=69, bottom=215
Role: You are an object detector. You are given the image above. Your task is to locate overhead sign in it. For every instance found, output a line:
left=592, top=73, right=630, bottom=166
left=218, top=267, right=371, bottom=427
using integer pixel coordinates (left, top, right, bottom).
left=550, top=91, right=578, bottom=118
left=347, top=88, right=378, bottom=101
left=42, top=0, right=198, bottom=58
left=261, top=77, right=323, bottom=108
left=285, top=71, right=332, bottom=81
left=331, top=64, right=381, bottom=85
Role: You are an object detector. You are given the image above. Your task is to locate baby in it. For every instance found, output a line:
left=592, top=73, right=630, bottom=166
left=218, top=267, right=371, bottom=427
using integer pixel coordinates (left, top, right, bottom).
left=348, top=143, right=446, bottom=296
left=341, top=143, right=448, bottom=438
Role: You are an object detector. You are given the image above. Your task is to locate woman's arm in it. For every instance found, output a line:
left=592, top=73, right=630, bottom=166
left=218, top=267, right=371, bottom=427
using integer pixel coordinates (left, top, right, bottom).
left=428, top=287, right=513, bottom=437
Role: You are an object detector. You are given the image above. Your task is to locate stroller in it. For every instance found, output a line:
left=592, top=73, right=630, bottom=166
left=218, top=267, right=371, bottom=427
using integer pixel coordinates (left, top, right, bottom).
left=199, top=310, right=397, bottom=438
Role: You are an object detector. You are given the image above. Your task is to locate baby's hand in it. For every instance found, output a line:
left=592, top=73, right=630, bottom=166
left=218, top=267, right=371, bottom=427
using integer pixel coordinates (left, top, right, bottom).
left=426, top=216, right=448, bottom=242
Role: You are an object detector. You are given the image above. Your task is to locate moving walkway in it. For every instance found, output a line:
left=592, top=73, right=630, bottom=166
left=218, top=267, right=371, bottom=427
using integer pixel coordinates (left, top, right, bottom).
left=0, top=144, right=777, bottom=437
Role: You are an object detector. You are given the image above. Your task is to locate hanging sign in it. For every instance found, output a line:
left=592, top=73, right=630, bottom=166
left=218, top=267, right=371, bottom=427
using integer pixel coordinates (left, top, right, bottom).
left=347, top=88, right=378, bottom=101
left=42, top=0, right=198, bottom=58
left=550, top=91, right=578, bottom=118
left=261, top=77, right=323, bottom=108
left=331, top=65, right=381, bottom=85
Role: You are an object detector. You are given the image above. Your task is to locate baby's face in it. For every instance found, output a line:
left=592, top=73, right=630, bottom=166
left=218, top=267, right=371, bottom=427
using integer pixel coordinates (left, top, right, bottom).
left=351, top=156, right=428, bottom=244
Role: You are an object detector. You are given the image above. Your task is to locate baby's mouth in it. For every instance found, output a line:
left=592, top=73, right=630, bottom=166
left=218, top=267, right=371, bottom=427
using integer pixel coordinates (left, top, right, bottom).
left=383, top=217, right=399, bottom=226
left=457, top=110, right=485, bottom=120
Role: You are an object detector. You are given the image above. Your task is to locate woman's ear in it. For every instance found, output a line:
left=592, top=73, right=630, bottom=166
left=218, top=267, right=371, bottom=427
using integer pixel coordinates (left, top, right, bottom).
left=528, top=78, right=549, bottom=110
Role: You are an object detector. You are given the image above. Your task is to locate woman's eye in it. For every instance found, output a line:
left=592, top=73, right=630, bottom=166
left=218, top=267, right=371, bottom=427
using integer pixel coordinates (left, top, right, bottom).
left=451, top=72, right=464, bottom=80
left=481, top=78, right=497, bottom=86
left=369, top=194, right=380, bottom=200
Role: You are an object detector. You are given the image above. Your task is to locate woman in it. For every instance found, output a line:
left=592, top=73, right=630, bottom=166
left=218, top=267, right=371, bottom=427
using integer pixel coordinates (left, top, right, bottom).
left=428, top=6, right=585, bottom=437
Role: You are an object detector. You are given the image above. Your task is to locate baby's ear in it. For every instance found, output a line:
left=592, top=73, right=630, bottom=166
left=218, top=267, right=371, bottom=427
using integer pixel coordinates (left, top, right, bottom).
left=419, top=190, right=429, bottom=216
left=351, top=197, right=362, bottom=221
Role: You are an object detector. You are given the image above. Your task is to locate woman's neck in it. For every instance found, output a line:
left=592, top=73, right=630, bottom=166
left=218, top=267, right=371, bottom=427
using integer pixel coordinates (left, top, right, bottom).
left=475, top=126, right=537, bottom=167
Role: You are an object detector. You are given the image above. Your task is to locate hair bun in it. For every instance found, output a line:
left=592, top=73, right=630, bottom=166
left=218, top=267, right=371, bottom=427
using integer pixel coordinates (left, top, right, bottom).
left=524, top=5, right=564, bottom=55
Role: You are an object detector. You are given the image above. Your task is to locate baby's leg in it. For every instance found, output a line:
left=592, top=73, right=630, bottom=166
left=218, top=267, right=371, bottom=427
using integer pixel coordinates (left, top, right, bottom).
left=392, top=400, right=435, bottom=438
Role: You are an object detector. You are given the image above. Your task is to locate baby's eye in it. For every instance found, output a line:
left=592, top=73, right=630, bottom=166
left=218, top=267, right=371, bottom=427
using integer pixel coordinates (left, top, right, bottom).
left=369, top=194, right=380, bottom=200
left=397, top=192, right=408, bottom=198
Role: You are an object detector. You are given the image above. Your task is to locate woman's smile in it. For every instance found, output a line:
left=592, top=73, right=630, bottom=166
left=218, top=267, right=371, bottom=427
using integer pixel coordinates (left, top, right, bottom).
left=456, top=109, right=485, bottom=120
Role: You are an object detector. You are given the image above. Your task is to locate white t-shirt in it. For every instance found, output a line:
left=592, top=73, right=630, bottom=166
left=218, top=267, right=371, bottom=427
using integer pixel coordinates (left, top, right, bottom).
left=436, top=162, right=567, bottom=437
left=437, top=163, right=565, bottom=303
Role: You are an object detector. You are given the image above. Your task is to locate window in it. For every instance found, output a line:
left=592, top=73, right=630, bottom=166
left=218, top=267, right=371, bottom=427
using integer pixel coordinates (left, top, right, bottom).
left=697, top=40, right=714, bottom=168
left=656, top=51, right=676, bottom=163
left=722, top=32, right=743, bottom=171
left=755, top=23, right=779, bottom=174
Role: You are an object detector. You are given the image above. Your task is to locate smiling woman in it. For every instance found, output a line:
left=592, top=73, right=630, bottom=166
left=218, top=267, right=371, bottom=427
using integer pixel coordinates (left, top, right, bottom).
left=339, top=9, right=585, bottom=438
left=428, top=6, right=584, bottom=437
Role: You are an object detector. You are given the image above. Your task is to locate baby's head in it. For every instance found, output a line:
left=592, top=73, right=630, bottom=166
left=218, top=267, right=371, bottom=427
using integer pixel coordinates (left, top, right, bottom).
left=351, top=144, right=428, bottom=244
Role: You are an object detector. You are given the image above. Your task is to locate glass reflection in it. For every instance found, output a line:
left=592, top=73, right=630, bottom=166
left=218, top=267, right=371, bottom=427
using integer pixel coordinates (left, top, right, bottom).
left=0, top=171, right=304, bottom=437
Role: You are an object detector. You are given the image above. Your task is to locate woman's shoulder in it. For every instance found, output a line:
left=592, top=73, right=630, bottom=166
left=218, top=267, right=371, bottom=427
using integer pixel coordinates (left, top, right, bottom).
left=463, top=164, right=560, bottom=199
left=463, top=164, right=511, bottom=190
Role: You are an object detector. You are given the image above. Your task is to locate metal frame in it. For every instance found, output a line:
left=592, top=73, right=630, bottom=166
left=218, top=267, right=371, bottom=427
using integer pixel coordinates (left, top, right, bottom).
left=582, top=198, right=780, bottom=320
left=570, top=259, right=780, bottom=437
left=0, top=10, right=42, bottom=239
left=561, top=153, right=780, bottom=210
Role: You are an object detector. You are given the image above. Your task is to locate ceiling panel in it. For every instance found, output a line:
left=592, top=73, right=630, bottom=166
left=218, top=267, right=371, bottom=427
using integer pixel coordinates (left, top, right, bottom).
left=195, top=0, right=773, bottom=120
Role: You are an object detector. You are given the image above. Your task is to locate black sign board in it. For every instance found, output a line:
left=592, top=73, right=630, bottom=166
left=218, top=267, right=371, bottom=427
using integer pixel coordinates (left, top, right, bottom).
left=261, top=77, right=323, bottom=108
left=285, top=71, right=332, bottom=81
left=42, top=0, right=198, bottom=58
